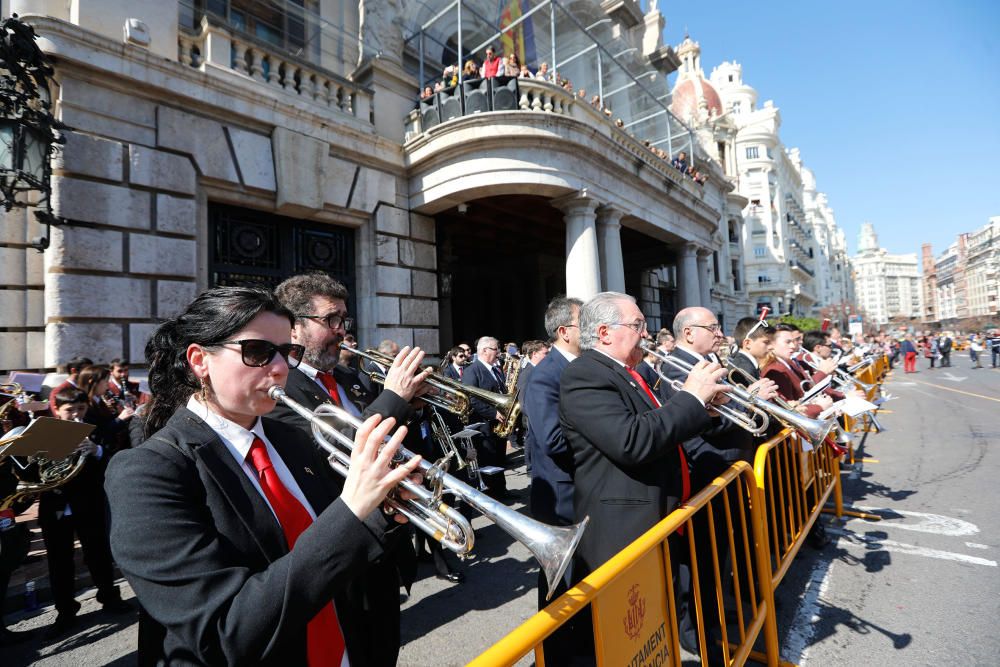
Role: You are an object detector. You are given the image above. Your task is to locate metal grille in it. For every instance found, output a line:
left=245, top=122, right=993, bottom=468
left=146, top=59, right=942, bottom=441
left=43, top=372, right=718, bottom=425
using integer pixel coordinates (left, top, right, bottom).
left=209, top=204, right=355, bottom=301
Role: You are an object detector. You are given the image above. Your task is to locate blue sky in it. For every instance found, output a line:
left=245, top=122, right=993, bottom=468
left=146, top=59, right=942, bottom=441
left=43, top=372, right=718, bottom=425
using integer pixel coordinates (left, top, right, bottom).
left=654, top=0, right=1000, bottom=258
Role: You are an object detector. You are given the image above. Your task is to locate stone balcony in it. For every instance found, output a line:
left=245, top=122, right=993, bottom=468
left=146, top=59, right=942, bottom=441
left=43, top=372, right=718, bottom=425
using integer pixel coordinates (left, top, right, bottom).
left=177, top=17, right=371, bottom=122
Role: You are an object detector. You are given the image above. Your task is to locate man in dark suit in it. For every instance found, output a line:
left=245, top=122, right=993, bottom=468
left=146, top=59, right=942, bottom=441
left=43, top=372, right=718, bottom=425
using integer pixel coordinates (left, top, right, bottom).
left=462, top=336, right=509, bottom=495
left=938, top=332, right=953, bottom=367
left=560, top=291, right=727, bottom=576
left=272, top=273, right=429, bottom=662
left=520, top=297, right=582, bottom=662
left=661, top=308, right=777, bottom=655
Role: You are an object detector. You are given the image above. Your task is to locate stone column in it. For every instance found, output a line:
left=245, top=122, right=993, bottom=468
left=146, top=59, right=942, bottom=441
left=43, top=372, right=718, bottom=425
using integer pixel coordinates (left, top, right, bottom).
left=679, top=242, right=701, bottom=307
left=554, top=192, right=601, bottom=300
left=697, top=248, right=713, bottom=307
left=596, top=205, right=626, bottom=293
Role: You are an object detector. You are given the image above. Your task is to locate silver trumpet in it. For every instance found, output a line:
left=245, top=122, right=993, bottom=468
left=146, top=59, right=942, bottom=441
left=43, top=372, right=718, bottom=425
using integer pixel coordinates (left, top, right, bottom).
left=267, top=385, right=588, bottom=598
left=641, top=342, right=770, bottom=435
left=796, top=348, right=876, bottom=394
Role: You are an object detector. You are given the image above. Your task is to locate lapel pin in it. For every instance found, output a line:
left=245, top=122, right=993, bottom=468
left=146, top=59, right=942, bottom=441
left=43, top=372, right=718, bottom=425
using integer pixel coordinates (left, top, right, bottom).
left=304, top=466, right=314, bottom=476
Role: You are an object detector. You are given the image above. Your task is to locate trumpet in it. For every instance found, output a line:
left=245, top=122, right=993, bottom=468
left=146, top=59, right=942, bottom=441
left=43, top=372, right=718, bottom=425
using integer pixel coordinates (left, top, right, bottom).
left=724, top=359, right=840, bottom=448
left=343, top=343, right=522, bottom=438
left=796, top=348, right=876, bottom=395
left=641, top=342, right=770, bottom=435
left=267, top=385, right=587, bottom=598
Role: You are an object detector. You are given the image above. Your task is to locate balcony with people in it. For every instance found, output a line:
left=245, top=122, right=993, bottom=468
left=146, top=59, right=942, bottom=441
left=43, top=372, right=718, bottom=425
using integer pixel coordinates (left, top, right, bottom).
left=398, top=0, right=720, bottom=213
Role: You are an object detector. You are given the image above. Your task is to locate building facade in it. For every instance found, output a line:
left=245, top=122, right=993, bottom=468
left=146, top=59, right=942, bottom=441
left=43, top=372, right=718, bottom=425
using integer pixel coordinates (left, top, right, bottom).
left=0, top=0, right=758, bottom=373
left=707, top=59, right=850, bottom=319
left=851, top=223, right=922, bottom=326
left=963, top=217, right=999, bottom=319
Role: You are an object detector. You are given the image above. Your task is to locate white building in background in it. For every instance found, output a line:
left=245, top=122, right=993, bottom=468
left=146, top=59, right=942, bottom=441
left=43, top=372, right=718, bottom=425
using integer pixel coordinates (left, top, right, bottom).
left=851, top=223, right=922, bottom=325
left=705, top=58, right=850, bottom=318
left=963, top=217, right=1000, bottom=319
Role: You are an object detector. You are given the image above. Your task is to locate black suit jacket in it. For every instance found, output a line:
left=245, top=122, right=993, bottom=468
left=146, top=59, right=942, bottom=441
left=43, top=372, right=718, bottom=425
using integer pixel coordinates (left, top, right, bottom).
left=660, top=347, right=753, bottom=489
left=559, top=349, right=712, bottom=573
left=522, top=350, right=573, bottom=525
left=462, top=360, right=505, bottom=428
left=441, top=363, right=462, bottom=381
left=728, top=350, right=760, bottom=386
left=105, top=409, right=405, bottom=666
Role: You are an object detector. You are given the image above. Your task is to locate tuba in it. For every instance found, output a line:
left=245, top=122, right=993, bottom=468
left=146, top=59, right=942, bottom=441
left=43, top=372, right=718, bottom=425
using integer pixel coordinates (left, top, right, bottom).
left=1, top=426, right=89, bottom=513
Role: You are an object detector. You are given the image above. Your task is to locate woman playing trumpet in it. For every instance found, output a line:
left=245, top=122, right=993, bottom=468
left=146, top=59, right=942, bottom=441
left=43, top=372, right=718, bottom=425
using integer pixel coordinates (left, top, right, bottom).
left=105, top=287, right=422, bottom=666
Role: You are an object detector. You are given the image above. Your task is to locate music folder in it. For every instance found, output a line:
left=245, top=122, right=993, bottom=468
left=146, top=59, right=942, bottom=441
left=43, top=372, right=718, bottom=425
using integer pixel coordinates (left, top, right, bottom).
left=0, top=417, right=95, bottom=461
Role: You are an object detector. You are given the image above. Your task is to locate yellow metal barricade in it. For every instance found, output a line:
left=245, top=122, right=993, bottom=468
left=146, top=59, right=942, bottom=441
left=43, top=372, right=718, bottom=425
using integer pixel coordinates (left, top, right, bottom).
left=753, top=429, right=839, bottom=588
left=470, top=463, right=781, bottom=667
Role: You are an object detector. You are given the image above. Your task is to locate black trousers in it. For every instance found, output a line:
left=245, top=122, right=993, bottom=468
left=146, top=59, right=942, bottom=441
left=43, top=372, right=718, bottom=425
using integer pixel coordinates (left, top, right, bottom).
left=38, top=494, right=120, bottom=615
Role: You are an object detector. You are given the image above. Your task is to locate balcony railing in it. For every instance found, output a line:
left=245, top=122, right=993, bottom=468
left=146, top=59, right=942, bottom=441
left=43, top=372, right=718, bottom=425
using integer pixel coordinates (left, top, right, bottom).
left=789, top=259, right=815, bottom=277
left=177, top=17, right=371, bottom=120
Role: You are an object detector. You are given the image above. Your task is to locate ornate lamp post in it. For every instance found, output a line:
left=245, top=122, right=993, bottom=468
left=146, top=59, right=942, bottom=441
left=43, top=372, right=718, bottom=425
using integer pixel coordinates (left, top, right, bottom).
left=0, top=14, right=65, bottom=251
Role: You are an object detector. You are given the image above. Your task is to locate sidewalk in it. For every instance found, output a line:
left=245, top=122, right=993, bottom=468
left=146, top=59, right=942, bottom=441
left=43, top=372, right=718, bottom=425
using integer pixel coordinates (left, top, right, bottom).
left=4, top=500, right=111, bottom=617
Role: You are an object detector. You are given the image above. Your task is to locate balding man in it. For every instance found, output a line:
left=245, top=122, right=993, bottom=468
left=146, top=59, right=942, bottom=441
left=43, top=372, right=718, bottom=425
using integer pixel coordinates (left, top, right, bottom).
left=662, top=307, right=777, bottom=656
left=462, top=336, right=509, bottom=496
left=560, top=293, right=727, bottom=572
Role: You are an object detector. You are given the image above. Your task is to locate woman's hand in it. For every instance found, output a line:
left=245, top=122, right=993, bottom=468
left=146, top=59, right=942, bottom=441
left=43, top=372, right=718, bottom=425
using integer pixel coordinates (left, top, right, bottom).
left=340, top=414, right=422, bottom=521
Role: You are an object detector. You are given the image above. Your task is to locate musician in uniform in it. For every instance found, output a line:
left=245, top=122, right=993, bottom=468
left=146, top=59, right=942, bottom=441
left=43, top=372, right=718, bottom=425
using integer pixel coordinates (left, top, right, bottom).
left=462, top=336, right=510, bottom=497
left=106, top=286, right=422, bottom=666
left=42, top=388, right=132, bottom=637
left=560, top=292, right=728, bottom=660
left=271, top=273, right=428, bottom=662
left=660, top=308, right=777, bottom=657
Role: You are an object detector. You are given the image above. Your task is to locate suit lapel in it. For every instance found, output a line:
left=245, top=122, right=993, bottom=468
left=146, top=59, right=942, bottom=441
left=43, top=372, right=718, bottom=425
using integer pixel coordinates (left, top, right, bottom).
left=180, top=412, right=288, bottom=563
left=333, top=365, right=369, bottom=412
left=585, top=350, right=656, bottom=410
left=288, top=367, right=331, bottom=410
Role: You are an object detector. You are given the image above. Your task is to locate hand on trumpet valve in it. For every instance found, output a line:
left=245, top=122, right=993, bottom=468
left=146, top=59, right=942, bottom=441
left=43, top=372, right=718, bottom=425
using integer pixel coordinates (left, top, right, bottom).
left=816, top=357, right=838, bottom=375
left=117, top=405, right=136, bottom=421
left=810, top=394, right=834, bottom=411
left=681, top=360, right=730, bottom=406
left=16, top=399, right=49, bottom=413
left=382, top=346, right=433, bottom=402
left=747, top=377, right=779, bottom=402
left=341, top=414, right=422, bottom=524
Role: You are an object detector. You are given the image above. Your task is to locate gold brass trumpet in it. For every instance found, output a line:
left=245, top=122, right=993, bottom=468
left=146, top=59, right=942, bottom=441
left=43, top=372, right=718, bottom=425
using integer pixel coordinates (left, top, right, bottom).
left=342, top=343, right=522, bottom=438
left=723, top=359, right=839, bottom=448
left=640, top=342, right=771, bottom=435
left=267, top=385, right=587, bottom=597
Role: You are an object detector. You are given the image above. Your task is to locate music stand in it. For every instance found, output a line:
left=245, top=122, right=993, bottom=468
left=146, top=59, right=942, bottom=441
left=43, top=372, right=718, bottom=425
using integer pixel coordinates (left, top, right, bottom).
left=0, top=417, right=94, bottom=461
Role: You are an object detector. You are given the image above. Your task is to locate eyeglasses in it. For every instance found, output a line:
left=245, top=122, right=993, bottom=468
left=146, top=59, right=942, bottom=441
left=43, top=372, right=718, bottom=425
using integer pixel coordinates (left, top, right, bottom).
left=215, top=339, right=305, bottom=368
left=483, top=347, right=498, bottom=352
left=561, top=324, right=579, bottom=330
left=689, top=323, right=723, bottom=334
left=297, top=313, right=354, bottom=331
left=611, top=320, right=648, bottom=334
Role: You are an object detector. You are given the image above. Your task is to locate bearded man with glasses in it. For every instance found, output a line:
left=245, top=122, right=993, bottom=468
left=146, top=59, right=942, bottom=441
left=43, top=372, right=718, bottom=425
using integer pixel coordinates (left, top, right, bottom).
left=271, top=272, right=430, bottom=665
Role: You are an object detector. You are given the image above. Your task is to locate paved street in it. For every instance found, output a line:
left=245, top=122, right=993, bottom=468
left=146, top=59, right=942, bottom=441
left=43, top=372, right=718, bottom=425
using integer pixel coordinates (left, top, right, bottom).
left=4, top=365, right=999, bottom=666
left=775, top=363, right=1000, bottom=665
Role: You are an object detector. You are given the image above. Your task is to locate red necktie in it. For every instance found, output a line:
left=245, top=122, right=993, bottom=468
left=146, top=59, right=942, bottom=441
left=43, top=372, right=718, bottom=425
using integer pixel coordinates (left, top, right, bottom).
left=316, top=371, right=342, bottom=406
left=247, top=437, right=346, bottom=666
left=627, top=368, right=691, bottom=504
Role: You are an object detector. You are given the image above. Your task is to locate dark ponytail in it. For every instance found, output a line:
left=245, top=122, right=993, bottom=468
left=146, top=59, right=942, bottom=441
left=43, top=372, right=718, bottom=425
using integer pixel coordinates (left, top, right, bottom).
left=143, top=286, right=293, bottom=438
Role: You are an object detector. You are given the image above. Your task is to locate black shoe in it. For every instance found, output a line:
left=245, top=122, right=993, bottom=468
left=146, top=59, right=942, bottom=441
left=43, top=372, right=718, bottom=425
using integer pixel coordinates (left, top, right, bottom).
left=102, top=599, right=134, bottom=614
left=436, top=571, right=464, bottom=584
left=0, top=627, right=35, bottom=646
left=45, top=613, right=79, bottom=639
left=807, top=522, right=832, bottom=549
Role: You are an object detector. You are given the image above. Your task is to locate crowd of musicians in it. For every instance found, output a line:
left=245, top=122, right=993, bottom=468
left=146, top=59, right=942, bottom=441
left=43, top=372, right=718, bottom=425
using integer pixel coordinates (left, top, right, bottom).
left=0, top=273, right=887, bottom=665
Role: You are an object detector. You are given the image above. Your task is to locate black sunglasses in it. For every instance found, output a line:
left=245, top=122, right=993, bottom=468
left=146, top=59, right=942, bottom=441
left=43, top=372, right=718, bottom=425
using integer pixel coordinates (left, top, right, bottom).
left=215, top=339, right=304, bottom=368
left=297, top=313, right=354, bottom=331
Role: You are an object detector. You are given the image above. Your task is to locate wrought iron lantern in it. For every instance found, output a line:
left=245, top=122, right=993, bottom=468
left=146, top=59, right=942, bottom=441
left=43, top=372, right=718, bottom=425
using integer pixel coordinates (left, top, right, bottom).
left=0, top=14, right=65, bottom=251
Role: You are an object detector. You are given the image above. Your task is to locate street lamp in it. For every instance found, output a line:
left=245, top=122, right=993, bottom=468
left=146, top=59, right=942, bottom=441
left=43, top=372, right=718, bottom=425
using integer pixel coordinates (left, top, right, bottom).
left=0, top=14, right=65, bottom=251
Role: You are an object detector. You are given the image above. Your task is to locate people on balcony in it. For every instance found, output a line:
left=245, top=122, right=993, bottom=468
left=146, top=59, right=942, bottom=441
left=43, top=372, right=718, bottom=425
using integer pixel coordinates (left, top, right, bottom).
left=463, top=60, right=479, bottom=79
left=503, top=53, right=520, bottom=77
left=536, top=62, right=552, bottom=81
left=518, top=64, right=534, bottom=79
left=481, top=45, right=503, bottom=78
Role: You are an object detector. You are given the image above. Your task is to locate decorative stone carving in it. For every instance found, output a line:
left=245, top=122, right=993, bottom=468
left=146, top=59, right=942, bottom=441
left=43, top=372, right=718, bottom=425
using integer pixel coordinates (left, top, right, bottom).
left=359, top=0, right=403, bottom=65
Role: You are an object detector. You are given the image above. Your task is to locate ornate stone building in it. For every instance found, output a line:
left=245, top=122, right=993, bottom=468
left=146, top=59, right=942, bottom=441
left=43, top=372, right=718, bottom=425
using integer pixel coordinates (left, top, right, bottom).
left=926, top=216, right=999, bottom=326
left=0, top=0, right=755, bottom=372
left=704, top=57, right=852, bottom=318
left=851, top=223, right=922, bottom=326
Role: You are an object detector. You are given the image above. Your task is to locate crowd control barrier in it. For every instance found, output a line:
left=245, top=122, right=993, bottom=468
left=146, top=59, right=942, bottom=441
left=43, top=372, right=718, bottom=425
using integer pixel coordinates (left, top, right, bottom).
left=475, top=356, right=891, bottom=666
left=470, top=463, right=782, bottom=667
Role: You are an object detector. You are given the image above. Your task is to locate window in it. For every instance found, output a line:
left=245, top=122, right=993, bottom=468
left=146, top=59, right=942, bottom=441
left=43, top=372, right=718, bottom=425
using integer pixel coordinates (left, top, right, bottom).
left=766, top=147, right=774, bottom=159
left=746, top=146, right=759, bottom=159
left=712, top=251, right=720, bottom=283
left=189, top=0, right=320, bottom=63
left=754, top=246, right=766, bottom=257
left=732, top=259, right=741, bottom=291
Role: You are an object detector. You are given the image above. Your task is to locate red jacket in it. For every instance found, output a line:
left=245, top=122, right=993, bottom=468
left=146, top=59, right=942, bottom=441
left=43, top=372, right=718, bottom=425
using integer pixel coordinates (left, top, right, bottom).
left=482, top=55, right=502, bottom=78
left=762, top=359, right=823, bottom=419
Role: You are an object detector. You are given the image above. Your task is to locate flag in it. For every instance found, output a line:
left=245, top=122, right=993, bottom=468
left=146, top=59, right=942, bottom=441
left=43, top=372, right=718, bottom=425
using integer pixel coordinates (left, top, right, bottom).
left=498, top=1, right=537, bottom=67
